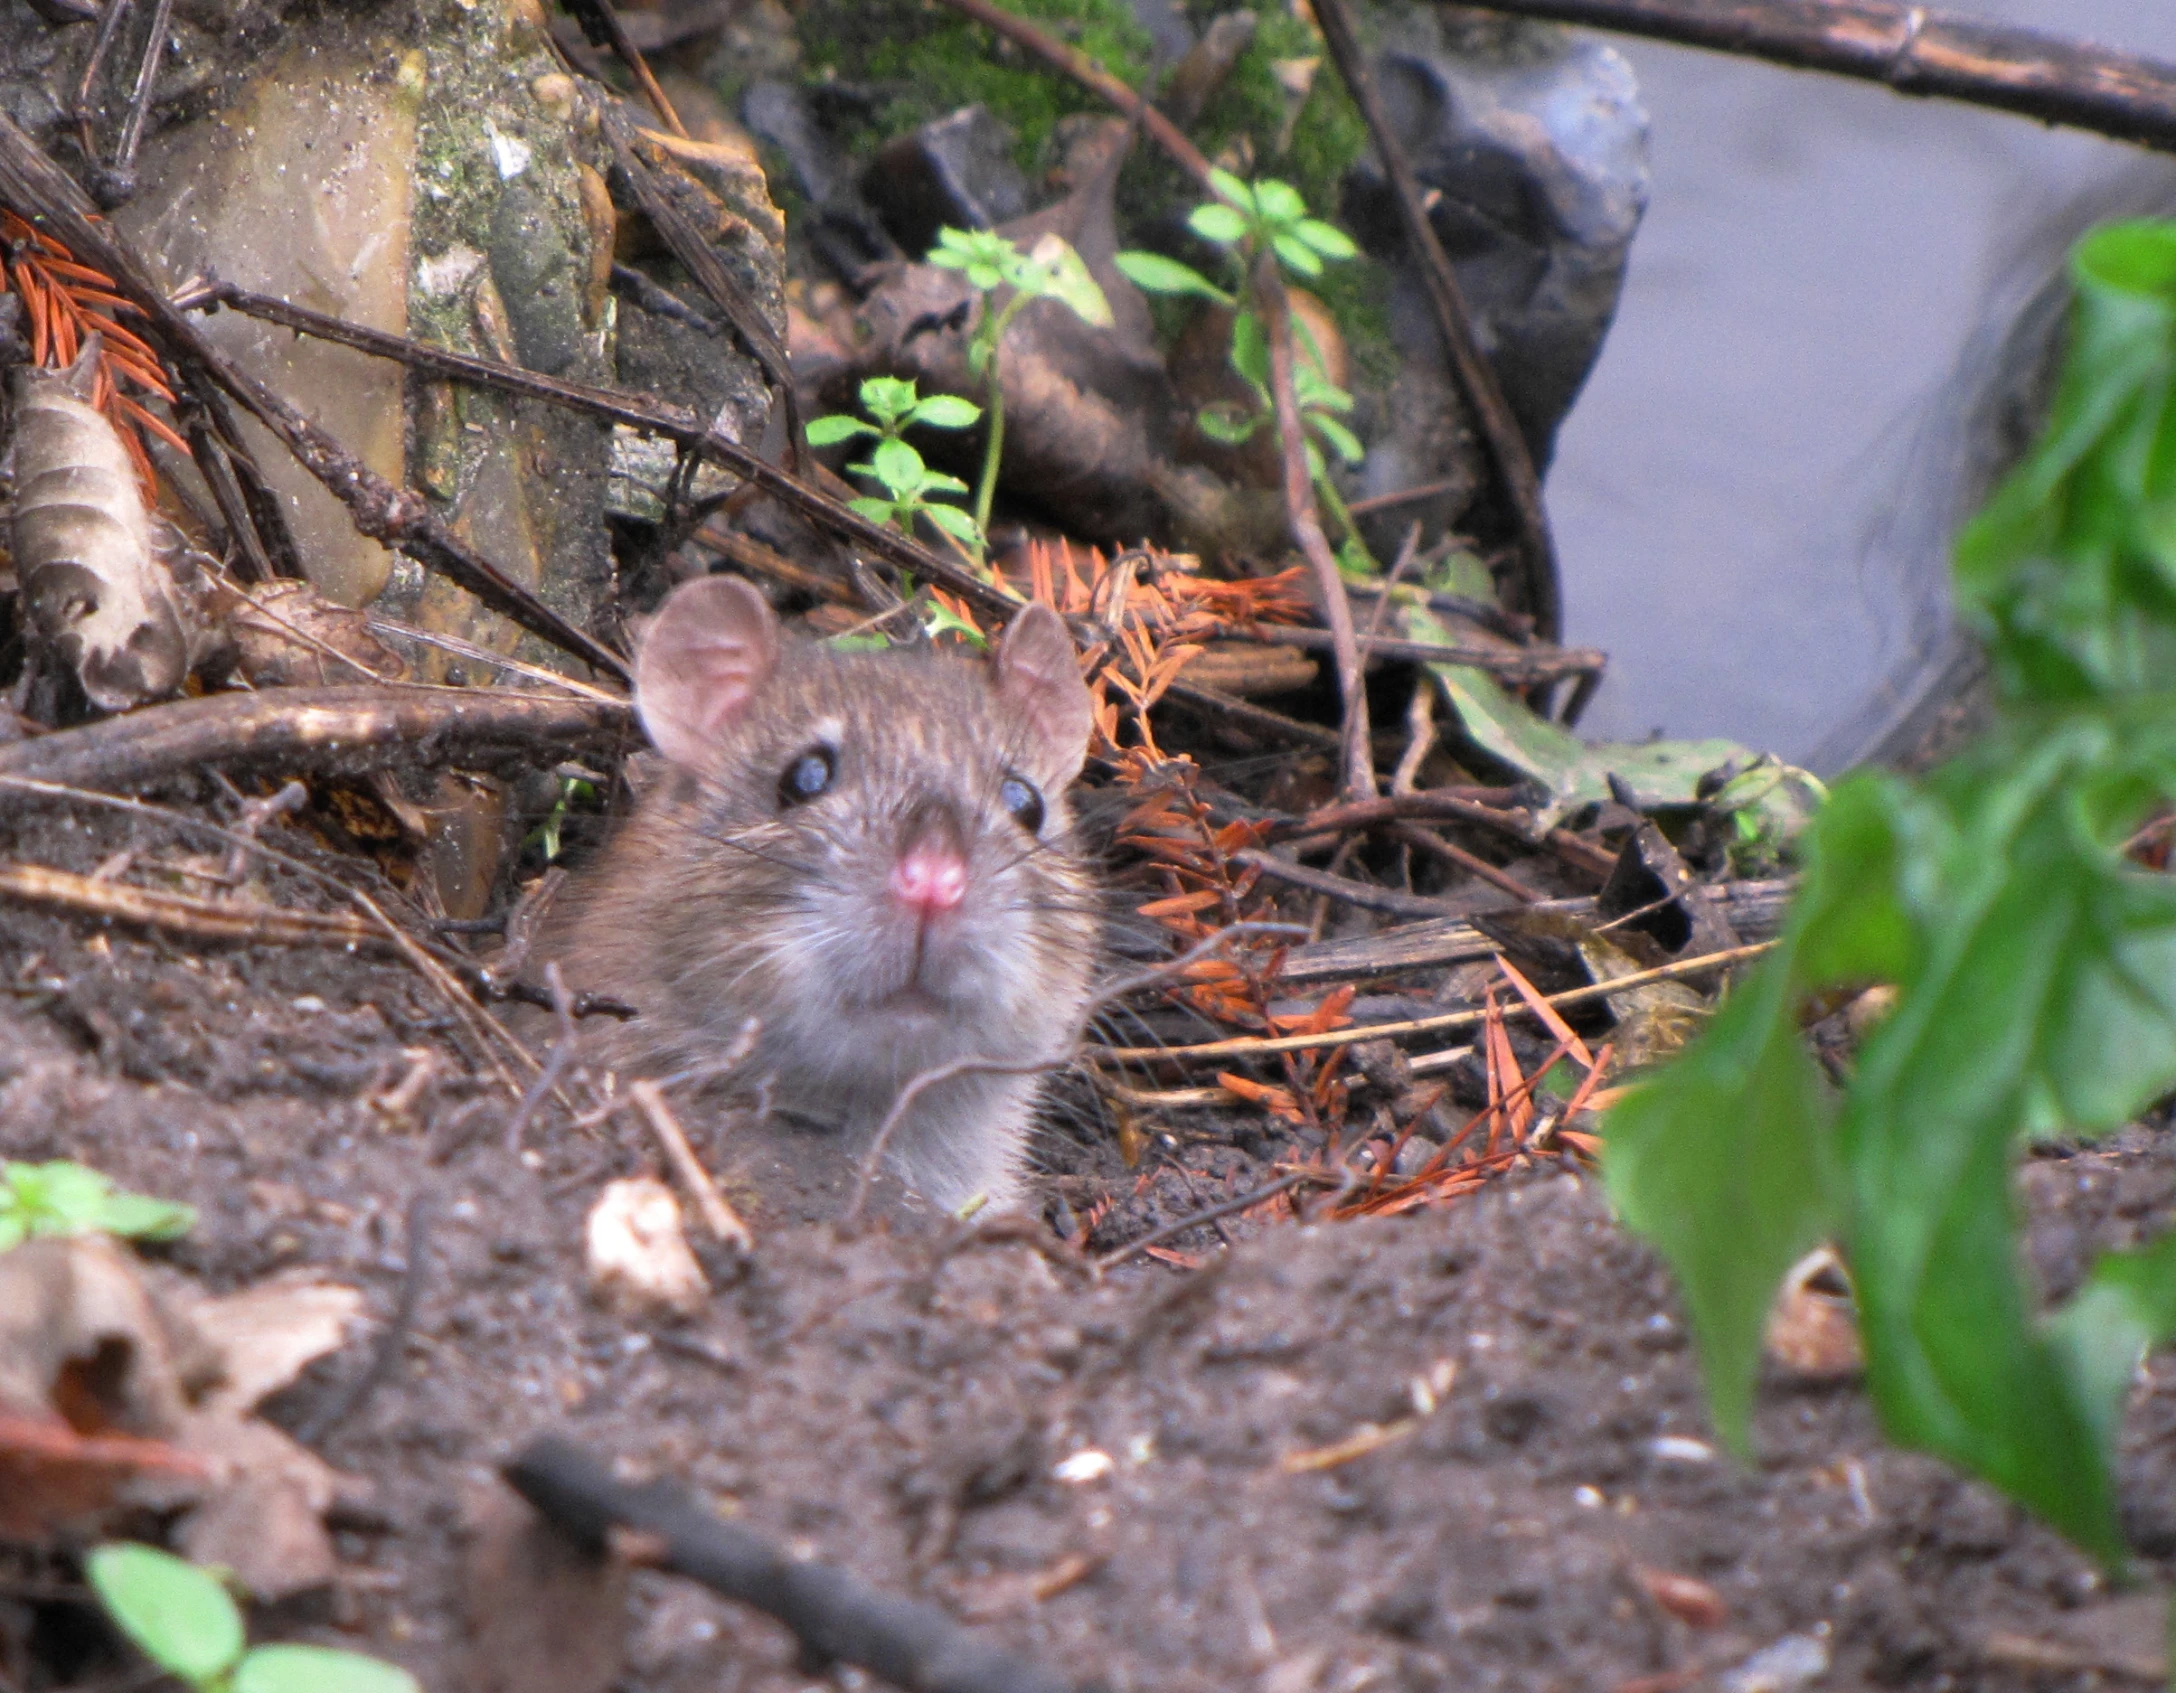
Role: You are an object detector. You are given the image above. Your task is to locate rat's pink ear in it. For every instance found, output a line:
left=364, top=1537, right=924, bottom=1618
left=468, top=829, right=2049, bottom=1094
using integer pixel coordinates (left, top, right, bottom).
left=995, top=602, right=1092, bottom=785
left=634, top=575, right=782, bottom=769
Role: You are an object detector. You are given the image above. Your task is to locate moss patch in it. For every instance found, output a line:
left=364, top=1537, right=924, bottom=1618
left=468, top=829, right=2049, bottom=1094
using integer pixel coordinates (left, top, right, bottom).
left=797, top=0, right=1153, bottom=175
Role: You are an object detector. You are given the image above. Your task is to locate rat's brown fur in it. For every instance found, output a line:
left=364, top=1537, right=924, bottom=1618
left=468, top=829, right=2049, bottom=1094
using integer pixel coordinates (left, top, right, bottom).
left=546, top=581, right=1099, bottom=1216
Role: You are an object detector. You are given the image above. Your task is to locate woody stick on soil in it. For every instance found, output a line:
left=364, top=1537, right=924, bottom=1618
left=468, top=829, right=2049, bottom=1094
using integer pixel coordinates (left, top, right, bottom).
left=502, top=1435, right=1075, bottom=1693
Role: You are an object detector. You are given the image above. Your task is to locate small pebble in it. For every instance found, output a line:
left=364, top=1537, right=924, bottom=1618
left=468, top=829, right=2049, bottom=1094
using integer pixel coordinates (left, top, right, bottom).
left=1052, top=1449, right=1114, bottom=1485
left=1720, top=1634, right=1829, bottom=1693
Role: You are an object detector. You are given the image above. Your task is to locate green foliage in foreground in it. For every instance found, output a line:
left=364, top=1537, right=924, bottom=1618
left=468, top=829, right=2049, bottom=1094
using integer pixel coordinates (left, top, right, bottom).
left=0, top=1160, right=193, bottom=1251
left=1606, top=220, right=2176, bottom=1570
left=87, top=1545, right=418, bottom=1693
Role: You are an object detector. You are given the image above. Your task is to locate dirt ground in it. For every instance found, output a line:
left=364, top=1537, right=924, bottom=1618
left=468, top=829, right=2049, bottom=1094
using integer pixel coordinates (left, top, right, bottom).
left=3, top=788, right=2174, bottom=1693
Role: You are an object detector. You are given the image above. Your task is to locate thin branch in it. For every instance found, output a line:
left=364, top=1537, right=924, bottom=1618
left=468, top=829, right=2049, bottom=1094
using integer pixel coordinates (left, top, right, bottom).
left=560, top=0, right=687, bottom=138
left=1455, top=0, right=2176, bottom=154
left=631, top=1075, right=755, bottom=1250
left=0, top=684, right=621, bottom=793
left=1093, top=940, right=1775, bottom=1064
left=1310, top=0, right=1563, bottom=640
left=1258, top=253, right=1375, bottom=800
left=1231, top=848, right=1458, bottom=919
left=1227, top=623, right=1605, bottom=685
left=0, top=862, right=383, bottom=949
left=1092, top=1170, right=1310, bottom=1270
left=503, top=1435, right=1075, bottom=1693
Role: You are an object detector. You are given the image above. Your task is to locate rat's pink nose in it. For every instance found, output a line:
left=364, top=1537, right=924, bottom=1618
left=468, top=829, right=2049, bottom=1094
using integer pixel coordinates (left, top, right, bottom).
left=890, top=845, right=968, bottom=915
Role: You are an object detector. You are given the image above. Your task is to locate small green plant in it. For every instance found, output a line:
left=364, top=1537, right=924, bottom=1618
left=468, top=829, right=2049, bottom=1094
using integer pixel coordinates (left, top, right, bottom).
left=928, top=226, right=1113, bottom=543
left=810, top=376, right=985, bottom=555
left=1605, top=219, right=2176, bottom=1572
left=86, top=1543, right=418, bottom=1693
left=0, top=1160, right=193, bottom=1251
left=526, top=773, right=598, bottom=864
left=1115, top=173, right=1369, bottom=567
left=807, top=374, right=983, bottom=449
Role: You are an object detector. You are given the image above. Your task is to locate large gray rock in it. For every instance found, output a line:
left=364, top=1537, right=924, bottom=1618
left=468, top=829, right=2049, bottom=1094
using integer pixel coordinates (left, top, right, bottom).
left=1345, top=10, right=1650, bottom=475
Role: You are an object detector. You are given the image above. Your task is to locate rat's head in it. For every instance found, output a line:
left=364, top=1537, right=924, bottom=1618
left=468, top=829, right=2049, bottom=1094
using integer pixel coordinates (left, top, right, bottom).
left=630, top=575, right=1099, bottom=1080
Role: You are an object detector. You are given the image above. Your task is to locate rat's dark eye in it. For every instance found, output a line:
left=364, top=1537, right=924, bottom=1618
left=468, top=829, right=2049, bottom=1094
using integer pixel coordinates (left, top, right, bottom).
left=999, top=773, right=1044, bottom=834
left=778, top=746, right=835, bottom=807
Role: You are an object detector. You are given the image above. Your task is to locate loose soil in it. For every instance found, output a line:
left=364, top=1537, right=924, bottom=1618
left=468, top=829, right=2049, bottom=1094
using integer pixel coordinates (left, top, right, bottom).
left=3, top=790, right=2173, bottom=1693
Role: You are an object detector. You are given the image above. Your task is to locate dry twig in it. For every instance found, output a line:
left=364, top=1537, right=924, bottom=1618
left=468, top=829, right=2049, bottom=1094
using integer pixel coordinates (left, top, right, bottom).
left=1458, top=0, right=2176, bottom=154
left=1096, top=941, right=1773, bottom=1065
left=630, top=1077, right=754, bottom=1251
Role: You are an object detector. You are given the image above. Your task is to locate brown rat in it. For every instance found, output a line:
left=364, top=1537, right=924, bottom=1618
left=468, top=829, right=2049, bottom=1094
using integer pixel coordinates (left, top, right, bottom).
left=544, top=575, right=1099, bottom=1216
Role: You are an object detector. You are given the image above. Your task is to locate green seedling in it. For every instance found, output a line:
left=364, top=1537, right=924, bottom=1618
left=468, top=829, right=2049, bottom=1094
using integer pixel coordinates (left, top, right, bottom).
left=0, top=1160, right=193, bottom=1252
left=1606, top=219, right=2176, bottom=1574
left=1115, top=174, right=1368, bottom=565
left=526, top=774, right=598, bottom=864
left=846, top=435, right=982, bottom=553
left=806, top=374, right=983, bottom=449
left=86, top=1544, right=417, bottom=1693
left=928, top=226, right=1113, bottom=544
left=811, top=376, right=985, bottom=557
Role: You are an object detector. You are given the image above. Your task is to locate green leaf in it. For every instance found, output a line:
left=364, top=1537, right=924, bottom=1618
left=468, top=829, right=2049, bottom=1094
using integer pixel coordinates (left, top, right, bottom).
left=805, top=415, right=875, bottom=446
left=1188, top=203, right=1250, bottom=247
left=1207, top=168, right=1256, bottom=214
left=88, top=1544, right=247, bottom=1688
left=1295, top=218, right=1359, bottom=260
left=856, top=375, right=922, bottom=426
left=1604, top=956, right=1839, bottom=1452
left=1, top=1161, right=192, bottom=1244
left=8, top=1160, right=112, bottom=1231
left=1294, top=365, right=1353, bottom=413
left=96, top=1192, right=196, bottom=1242
left=234, top=1646, right=421, bottom=1693
left=1229, top=310, right=1270, bottom=388
left=1407, top=621, right=1758, bottom=827
left=1196, top=402, right=1261, bottom=445
left=847, top=496, right=898, bottom=528
left=921, top=599, right=990, bottom=647
left=919, top=501, right=982, bottom=543
left=868, top=437, right=926, bottom=498
left=2049, top=1229, right=2176, bottom=1460
left=1837, top=746, right=2176, bottom=1566
left=1112, top=251, right=1232, bottom=303
left=1022, top=233, right=1114, bottom=328
left=1272, top=232, right=1323, bottom=276
left=909, top=394, right=982, bottom=430
left=1252, top=179, right=1306, bottom=224
left=1309, top=413, right=1364, bottom=465
left=1955, top=220, right=2176, bottom=704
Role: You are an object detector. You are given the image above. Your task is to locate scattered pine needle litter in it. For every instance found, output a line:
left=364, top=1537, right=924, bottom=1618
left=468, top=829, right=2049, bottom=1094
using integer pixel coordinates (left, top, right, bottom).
left=962, top=543, right=1758, bottom=1253
left=2, top=208, right=187, bottom=485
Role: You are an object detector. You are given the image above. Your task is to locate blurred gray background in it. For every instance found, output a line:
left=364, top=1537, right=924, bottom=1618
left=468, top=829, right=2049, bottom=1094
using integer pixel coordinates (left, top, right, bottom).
left=1544, top=0, right=2176, bottom=767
